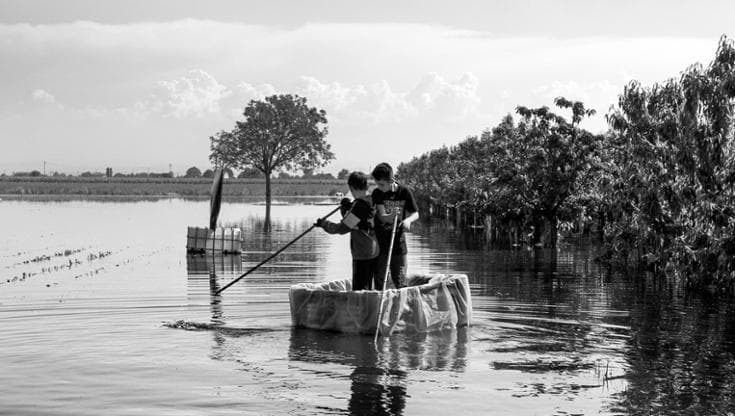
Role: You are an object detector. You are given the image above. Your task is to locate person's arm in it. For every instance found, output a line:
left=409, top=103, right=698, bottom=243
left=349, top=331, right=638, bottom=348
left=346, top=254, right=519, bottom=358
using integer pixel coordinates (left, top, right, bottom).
left=318, top=219, right=351, bottom=235
left=400, top=187, right=420, bottom=231
left=317, top=203, right=364, bottom=235
left=401, top=211, right=419, bottom=231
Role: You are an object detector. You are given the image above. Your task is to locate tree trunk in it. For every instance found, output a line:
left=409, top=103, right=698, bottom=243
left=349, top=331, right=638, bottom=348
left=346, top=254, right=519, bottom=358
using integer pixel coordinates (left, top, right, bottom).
left=532, top=217, right=545, bottom=247
left=548, top=215, right=559, bottom=247
left=264, top=173, right=272, bottom=231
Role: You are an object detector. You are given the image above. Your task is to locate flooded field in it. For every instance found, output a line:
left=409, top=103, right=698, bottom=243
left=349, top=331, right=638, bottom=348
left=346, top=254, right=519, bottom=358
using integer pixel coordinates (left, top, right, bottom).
left=1, top=198, right=734, bottom=415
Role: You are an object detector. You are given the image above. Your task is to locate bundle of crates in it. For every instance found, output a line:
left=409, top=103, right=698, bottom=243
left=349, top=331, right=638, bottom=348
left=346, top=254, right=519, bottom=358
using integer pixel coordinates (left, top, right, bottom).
left=186, top=227, right=242, bottom=254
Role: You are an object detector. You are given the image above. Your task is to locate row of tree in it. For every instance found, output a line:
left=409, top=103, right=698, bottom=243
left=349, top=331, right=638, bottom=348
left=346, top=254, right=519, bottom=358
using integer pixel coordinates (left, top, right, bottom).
left=397, top=36, right=735, bottom=291
left=184, top=166, right=347, bottom=180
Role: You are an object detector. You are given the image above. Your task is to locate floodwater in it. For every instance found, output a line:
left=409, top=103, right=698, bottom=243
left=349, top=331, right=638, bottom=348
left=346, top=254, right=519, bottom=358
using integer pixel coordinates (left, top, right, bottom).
left=1, top=198, right=734, bottom=415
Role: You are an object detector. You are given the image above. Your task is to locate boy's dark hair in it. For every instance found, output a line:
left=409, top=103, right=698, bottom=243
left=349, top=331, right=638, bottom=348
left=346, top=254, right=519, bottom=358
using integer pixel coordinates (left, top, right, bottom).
left=370, top=162, right=394, bottom=181
left=347, top=171, right=369, bottom=190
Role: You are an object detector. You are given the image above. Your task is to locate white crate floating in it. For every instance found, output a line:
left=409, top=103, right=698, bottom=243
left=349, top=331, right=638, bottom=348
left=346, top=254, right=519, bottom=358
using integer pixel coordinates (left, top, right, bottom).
left=186, top=227, right=242, bottom=254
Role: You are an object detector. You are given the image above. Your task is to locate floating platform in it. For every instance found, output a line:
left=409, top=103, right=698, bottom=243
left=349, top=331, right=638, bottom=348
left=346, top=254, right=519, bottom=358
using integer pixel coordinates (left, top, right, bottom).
left=288, top=274, right=472, bottom=335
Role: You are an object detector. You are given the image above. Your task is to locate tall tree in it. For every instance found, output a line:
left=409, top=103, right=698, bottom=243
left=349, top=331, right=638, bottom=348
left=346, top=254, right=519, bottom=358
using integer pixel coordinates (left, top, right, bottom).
left=210, top=94, right=333, bottom=228
left=603, top=36, right=735, bottom=290
left=483, top=99, right=602, bottom=246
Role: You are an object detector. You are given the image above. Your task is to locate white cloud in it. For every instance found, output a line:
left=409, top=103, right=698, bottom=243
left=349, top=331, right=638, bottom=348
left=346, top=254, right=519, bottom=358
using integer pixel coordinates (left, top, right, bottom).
left=406, top=72, right=481, bottom=120
left=0, top=19, right=725, bottom=173
left=139, top=69, right=231, bottom=119
left=31, top=89, right=56, bottom=104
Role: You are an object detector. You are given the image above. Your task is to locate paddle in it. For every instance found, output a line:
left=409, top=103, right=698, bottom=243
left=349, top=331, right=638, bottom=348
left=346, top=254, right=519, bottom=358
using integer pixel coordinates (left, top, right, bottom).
left=214, top=205, right=341, bottom=295
left=374, top=214, right=400, bottom=343
left=209, top=168, right=225, bottom=230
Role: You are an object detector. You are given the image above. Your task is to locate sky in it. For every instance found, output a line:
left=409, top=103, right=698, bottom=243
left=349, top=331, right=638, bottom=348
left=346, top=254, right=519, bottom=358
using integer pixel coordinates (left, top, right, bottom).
left=1, top=0, right=734, bottom=176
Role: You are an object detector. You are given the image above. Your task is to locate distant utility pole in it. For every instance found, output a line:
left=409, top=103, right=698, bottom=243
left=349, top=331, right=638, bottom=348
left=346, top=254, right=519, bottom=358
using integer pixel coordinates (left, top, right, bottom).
left=43, top=161, right=46, bottom=176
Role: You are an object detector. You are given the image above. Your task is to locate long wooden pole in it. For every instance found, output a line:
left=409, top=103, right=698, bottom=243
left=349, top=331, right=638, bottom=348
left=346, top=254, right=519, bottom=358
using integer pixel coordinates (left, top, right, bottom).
left=374, top=214, right=399, bottom=343
left=215, top=205, right=341, bottom=295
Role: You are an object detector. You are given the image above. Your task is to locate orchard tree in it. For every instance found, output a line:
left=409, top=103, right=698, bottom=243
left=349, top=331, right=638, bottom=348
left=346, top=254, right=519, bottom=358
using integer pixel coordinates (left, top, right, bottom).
left=210, top=94, right=333, bottom=227
left=238, top=167, right=262, bottom=178
left=484, top=98, right=602, bottom=246
left=604, top=36, right=735, bottom=290
left=185, top=166, right=202, bottom=178
left=337, top=168, right=350, bottom=179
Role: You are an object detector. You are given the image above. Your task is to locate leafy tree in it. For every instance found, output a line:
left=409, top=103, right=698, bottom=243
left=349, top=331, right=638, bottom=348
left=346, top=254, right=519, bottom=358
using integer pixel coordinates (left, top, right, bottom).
left=278, top=171, right=293, bottom=179
left=603, top=36, right=735, bottom=290
left=210, top=94, right=333, bottom=227
left=202, top=169, right=215, bottom=178
left=337, top=168, right=350, bottom=179
left=300, top=168, right=315, bottom=179
left=185, top=166, right=202, bottom=178
left=480, top=100, right=602, bottom=246
left=223, top=167, right=234, bottom=179
left=400, top=99, right=602, bottom=247
left=238, top=167, right=263, bottom=178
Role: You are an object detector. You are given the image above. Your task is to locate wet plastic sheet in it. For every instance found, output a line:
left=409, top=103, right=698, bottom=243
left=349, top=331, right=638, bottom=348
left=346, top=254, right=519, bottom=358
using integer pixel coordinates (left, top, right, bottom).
left=288, top=274, right=472, bottom=335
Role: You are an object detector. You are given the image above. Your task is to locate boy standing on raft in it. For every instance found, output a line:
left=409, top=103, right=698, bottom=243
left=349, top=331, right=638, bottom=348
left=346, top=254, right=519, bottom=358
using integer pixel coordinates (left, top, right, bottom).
left=315, top=171, right=380, bottom=290
left=371, top=162, right=419, bottom=289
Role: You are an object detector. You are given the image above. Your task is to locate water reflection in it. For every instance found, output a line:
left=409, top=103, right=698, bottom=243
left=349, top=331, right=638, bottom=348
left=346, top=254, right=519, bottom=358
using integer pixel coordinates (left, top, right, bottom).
left=288, top=328, right=469, bottom=415
left=185, top=253, right=243, bottom=275
left=618, top=283, right=735, bottom=414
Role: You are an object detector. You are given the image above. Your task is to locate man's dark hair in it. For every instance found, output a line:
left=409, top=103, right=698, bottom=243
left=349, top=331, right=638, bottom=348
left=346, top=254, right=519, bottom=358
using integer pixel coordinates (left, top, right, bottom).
left=347, top=171, right=369, bottom=190
left=370, top=162, right=394, bottom=181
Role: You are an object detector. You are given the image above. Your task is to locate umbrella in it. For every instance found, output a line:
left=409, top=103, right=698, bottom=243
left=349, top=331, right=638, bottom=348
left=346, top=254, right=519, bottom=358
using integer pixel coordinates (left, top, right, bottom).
left=209, top=168, right=224, bottom=230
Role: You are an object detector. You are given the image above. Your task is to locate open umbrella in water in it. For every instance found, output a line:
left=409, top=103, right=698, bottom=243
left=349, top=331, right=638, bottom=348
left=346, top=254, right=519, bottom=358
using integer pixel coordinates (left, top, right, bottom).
left=209, top=168, right=224, bottom=230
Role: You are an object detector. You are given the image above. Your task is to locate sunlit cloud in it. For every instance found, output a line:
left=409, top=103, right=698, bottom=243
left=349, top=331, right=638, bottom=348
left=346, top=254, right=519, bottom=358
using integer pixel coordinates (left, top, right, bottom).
left=138, top=69, right=231, bottom=119
left=31, top=89, right=57, bottom=105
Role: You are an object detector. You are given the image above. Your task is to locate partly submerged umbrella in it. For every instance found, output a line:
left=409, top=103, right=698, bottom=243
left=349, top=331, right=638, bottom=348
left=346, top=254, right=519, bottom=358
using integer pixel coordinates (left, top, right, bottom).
left=209, top=168, right=224, bottom=230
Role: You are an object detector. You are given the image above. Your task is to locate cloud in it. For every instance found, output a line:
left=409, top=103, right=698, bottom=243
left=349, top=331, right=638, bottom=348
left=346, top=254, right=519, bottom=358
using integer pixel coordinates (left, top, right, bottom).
left=31, top=89, right=57, bottom=104
left=406, top=72, right=481, bottom=120
left=138, top=69, right=231, bottom=119
left=264, top=73, right=485, bottom=124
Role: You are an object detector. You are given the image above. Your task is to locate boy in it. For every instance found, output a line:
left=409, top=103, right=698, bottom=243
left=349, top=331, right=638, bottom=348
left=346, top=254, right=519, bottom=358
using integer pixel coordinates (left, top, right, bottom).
left=370, top=162, right=419, bottom=289
left=315, top=171, right=380, bottom=290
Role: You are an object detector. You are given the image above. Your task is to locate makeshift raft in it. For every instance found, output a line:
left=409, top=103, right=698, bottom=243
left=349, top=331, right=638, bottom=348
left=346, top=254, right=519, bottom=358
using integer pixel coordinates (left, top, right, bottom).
left=288, top=274, right=472, bottom=335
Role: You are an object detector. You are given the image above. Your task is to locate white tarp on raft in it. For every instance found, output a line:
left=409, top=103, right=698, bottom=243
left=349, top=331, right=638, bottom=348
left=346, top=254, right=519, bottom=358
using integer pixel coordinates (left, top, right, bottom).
left=288, top=274, right=472, bottom=335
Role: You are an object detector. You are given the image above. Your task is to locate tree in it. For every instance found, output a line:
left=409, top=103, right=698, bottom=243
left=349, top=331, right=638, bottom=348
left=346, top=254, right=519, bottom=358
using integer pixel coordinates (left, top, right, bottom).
left=337, top=169, right=350, bottom=179
left=484, top=99, right=602, bottom=246
left=238, top=167, right=262, bottom=178
left=603, top=36, right=735, bottom=290
left=210, top=94, right=333, bottom=228
left=202, top=169, right=215, bottom=178
left=185, top=166, right=201, bottom=178
left=223, top=167, right=234, bottom=179
left=301, top=168, right=315, bottom=179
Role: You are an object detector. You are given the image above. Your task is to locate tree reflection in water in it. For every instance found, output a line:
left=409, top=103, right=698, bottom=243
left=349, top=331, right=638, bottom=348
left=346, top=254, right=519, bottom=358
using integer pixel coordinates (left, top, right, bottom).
left=616, top=280, right=735, bottom=414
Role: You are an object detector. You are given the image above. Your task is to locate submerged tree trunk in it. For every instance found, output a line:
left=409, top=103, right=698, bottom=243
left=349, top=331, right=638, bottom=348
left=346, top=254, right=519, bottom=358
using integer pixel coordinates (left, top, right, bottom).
left=548, top=215, right=559, bottom=248
left=531, top=217, right=545, bottom=247
left=264, top=173, right=272, bottom=232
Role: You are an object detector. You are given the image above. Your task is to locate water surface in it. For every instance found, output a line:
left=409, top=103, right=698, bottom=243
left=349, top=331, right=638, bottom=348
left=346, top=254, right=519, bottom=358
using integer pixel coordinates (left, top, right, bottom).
left=1, top=198, right=734, bottom=415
